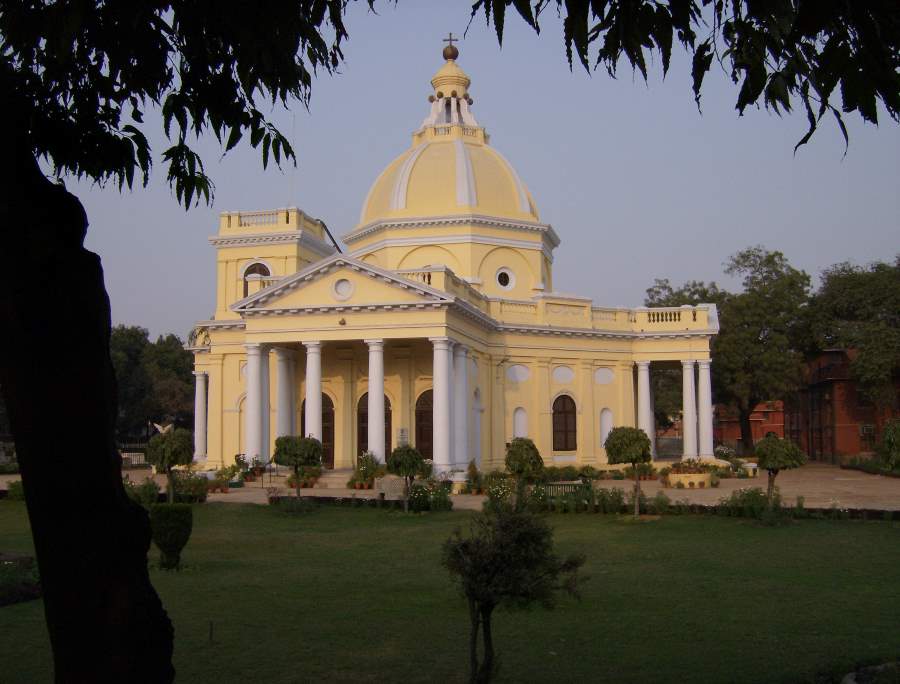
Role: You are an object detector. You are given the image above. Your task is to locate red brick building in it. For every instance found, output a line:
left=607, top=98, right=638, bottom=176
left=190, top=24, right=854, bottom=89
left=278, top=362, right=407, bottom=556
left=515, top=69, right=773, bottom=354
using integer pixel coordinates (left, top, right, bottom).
left=713, top=350, right=899, bottom=462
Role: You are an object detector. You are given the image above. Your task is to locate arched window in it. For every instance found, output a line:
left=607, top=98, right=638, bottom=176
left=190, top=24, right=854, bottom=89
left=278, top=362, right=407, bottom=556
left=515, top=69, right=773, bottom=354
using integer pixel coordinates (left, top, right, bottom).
left=243, top=262, right=270, bottom=297
left=599, top=408, right=614, bottom=448
left=415, top=390, right=433, bottom=460
left=552, top=395, right=577, bottom=451
left=513, top=407, right=528, bottom=438
left=357, top=393, right=392, bottom=456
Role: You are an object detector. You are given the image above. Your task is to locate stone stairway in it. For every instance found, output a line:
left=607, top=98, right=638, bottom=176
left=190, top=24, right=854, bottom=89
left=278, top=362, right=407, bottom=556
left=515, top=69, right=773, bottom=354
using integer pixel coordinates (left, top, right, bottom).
left=313, top=468, right=354, bottom=489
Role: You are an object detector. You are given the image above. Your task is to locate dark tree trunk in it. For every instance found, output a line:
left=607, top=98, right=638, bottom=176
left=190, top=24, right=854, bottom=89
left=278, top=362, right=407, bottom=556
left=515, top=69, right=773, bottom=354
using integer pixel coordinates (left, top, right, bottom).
left=468, top=598, right=480, bottom=684
left=633, top=466, right=641, bottom=519
left=738, top=407, right=755, bottom=455
left=0, top=109, right=174, bottom=681
left=767, top=469, right=778, bottom=507
left=167, top=469, right=176, bottom=504
left=478, top=605, right=495, bottom=683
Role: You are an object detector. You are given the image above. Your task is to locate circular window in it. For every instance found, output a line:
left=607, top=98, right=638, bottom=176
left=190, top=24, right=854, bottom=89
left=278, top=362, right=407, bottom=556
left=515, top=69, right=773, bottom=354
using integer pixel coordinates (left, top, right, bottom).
left=332, top=278, right=354, bottom=301
left=496, top=268, right=515, bottom=290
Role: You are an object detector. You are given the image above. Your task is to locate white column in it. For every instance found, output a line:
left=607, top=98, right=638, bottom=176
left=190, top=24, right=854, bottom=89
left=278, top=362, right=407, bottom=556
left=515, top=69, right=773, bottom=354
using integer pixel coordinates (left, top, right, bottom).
left=447, top=341, right=455, bottom=466
left=193, top=371, right=207, bottom=461
left=453, top=344, right=469, bottom=468
left=275, top=348, right=295, bottom=439
left=366, top=339, right=386, bottom=462
left=431, top=337, right=452, bottom=474
left=681, top=360, right=698, bottom=460
left=260, top=346, right=270, bottom=460
left=304, top=341, right=322, bottom=440
left=636, top=361, right=656, bottom=456
left=698, top=360, right=714, bottom=458
left=244, top=344, right=263, bottom=461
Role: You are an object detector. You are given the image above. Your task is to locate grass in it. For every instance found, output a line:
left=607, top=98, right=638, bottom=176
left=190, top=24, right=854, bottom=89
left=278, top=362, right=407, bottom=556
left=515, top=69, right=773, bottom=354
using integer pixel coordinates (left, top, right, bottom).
left=1, top=501, right=899, bottom=683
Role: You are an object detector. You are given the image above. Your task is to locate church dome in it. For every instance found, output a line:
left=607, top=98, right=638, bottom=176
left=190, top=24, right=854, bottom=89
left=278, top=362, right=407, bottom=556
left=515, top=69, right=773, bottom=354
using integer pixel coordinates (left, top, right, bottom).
left=355, top=45, right=539, bottom=230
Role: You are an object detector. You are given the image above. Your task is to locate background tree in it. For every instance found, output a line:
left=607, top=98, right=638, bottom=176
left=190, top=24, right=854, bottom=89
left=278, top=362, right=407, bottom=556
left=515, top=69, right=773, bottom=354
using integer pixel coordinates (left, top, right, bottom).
left=110, top=325, right=155, bottom=440
left=387, top=444, right=425, bottom=513
left=754, top=434, right=806, bottom=507
left=1, top=4, right=361, bottom=677
left=604, top=426, right=652, bottom=518
left=143, top=333, right=194, bottom=427
left=714, top=248, right=810, bottom=452
left=145, top=428, right=193, bottom=504
left=442, top=507, right=585, bottom=683
left=274, top=436, right=323, bottom=499
left=474, top=1, right=900, bottom=149
left=807, top=258, right=900, bottom=413
left=504, top=437, right=544, bottom=508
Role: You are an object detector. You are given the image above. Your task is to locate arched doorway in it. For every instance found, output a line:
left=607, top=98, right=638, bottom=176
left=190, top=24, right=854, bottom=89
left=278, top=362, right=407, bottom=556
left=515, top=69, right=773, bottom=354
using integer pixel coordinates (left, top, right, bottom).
left=415, top=390, right=433, bottom=460
left=357, top=393, right=392, bottom=456
left=300, top=394, right=335, bottom=469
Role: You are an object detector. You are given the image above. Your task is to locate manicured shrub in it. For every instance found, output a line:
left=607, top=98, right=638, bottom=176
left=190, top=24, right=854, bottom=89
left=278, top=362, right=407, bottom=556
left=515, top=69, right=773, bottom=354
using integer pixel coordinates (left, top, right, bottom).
left=878, top=419, right=900, bottom=471
left=5, top=480, right=25, bottom=501
left=356, top=451, right=379, bottom=484
left=650, top=491, right=671, bottom=515
left=484, top=473, right=513, bottom=513
left=604, top=426, right=652, bottom=519
left=558, top=466, right=579, bottom=481
left=718, top=487, right=771, bottom=519
left=387, top=444, right=425, bottom=513
left=146, top=427, right=194, bottom=504
left=525, top=484, right=549, bottom=512
left=755, top=435, right=806, bottom=508
left=274, top=435, right=323, bottom=499
left=149, top=504, right=193, bottom=570
left=505, top=437, right=544, bottom=508
left=0, top=559, right=40, bottom=607
left=464, top=459, right=483, bottom=493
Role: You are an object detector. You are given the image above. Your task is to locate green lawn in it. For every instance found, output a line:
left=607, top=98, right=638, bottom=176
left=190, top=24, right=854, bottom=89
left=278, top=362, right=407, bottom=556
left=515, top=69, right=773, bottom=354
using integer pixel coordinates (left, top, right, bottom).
left=1, top=501, right=898, bottom=683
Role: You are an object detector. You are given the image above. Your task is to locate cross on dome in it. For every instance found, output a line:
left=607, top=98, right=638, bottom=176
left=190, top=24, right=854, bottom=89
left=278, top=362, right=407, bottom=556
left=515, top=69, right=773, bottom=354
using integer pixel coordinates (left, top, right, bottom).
left=442, top=32, right=460, bottom=61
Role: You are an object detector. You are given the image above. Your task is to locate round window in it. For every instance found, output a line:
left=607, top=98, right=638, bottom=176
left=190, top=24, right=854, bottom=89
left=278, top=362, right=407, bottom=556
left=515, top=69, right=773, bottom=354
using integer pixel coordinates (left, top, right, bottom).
left=332, top=278, right=354, bottom=301
left=496, top=268, right=515, bottom=290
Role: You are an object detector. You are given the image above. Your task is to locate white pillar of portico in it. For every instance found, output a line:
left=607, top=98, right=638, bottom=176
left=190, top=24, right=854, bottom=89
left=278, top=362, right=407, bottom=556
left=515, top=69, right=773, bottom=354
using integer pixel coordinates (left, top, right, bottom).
left=681, top=360, right=698, bottom=460
left=244, top=344, right=263, bottom=461
left=431, top=337, right=452, bottom=474
left=636, top=361, right=656, bottom=456
left=193, top=371, right=207, bottom=461
left=453, top=344, right=469, bottom=468
left=260, top=346, right=270, bottom=460
left=274, top=348, right=295, bottom=439
left=698, top=360, right=714, bottom=458
left=304, top=341, right=322, bottom=441
left=366, top=339, right=386, bottom=462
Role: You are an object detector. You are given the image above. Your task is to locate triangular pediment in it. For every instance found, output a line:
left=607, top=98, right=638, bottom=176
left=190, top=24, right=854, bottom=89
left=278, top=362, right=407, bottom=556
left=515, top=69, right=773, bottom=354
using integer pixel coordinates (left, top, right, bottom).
left=232, top=254, right=451, bottom=314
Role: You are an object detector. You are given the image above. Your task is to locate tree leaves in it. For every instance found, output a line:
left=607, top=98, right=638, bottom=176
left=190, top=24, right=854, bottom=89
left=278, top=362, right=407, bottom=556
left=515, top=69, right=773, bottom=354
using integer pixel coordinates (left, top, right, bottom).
left=472, top=1, right=900, bottom=149
left=4, top=0, right=374, bottom=209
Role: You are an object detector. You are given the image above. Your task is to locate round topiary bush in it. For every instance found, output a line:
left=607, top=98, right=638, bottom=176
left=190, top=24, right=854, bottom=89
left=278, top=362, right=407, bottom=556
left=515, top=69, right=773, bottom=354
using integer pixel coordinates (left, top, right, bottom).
left=149, top=504, right=193, bottom=570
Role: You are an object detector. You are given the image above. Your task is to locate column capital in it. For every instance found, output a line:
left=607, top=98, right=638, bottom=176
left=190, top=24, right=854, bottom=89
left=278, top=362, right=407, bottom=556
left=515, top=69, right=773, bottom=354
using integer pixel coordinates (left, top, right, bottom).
left=681, top=359, right=696, bottom=368
left=698, top=359, right=711, bottom=369
left=303, top=340, right=322, bottom=352
left=273, top=347, right=296, bottom=359
left=429, top=336, right=451, bottom=350
left=453, top=343, right=469, bottom=358
left=636, top=360, right=651, bottom=369
left=192, top=370, right=208, bottom=377
left=245, top=343, right=262, bottom=355
left=364, top=338, right=385, bottom=349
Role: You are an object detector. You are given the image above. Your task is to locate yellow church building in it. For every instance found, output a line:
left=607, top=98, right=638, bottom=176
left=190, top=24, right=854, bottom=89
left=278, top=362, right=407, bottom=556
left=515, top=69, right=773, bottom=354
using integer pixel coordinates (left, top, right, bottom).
left=189, top=43, right=719, bottom=475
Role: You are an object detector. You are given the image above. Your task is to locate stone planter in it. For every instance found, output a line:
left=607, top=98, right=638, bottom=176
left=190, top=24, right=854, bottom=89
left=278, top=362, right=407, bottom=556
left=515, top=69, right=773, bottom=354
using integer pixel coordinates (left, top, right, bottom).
left=665, top=472, right=711, bottom=489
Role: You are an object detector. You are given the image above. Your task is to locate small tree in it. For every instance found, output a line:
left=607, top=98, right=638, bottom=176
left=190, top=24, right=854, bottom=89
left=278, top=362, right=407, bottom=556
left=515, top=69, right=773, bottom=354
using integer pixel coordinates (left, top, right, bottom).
left=387, top=445, right=424, bottom=513
left=274, top=436, right=323, bottom=498
left=145, top=428, right=193, bottom=504
left=604, top=426, right=652, bottom=518
left=442, top=507, right=585, bottom=683
left=879, top=419, right=900, bottom=471
left=504, top=438, right=544, bottom=509
left=755, top=434, right=807, bottom=507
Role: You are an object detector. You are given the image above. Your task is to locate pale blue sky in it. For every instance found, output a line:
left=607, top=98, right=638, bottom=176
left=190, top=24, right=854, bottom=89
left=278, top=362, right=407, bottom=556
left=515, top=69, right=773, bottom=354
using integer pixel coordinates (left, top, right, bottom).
left=70, top=3, right=899, bottom=339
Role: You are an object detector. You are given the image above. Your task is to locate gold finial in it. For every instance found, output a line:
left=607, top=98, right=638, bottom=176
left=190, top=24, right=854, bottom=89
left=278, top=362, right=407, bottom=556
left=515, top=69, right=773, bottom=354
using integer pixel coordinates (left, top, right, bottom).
left=442, top=32, right=459, bottom=61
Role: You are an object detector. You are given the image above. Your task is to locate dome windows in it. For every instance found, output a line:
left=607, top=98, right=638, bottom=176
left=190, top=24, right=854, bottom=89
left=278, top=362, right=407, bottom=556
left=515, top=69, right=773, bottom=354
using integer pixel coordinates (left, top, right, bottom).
left=496, top=267, right=515, bottom=291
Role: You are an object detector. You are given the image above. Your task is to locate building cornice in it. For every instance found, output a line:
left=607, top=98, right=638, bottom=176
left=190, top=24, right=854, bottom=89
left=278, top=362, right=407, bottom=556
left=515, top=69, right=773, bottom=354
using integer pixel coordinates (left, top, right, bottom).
left=350, top=232, right=555, bottom=263
left=343, top=213, right=560, bottom=249
left=208, top=230, right=335, bottom=258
